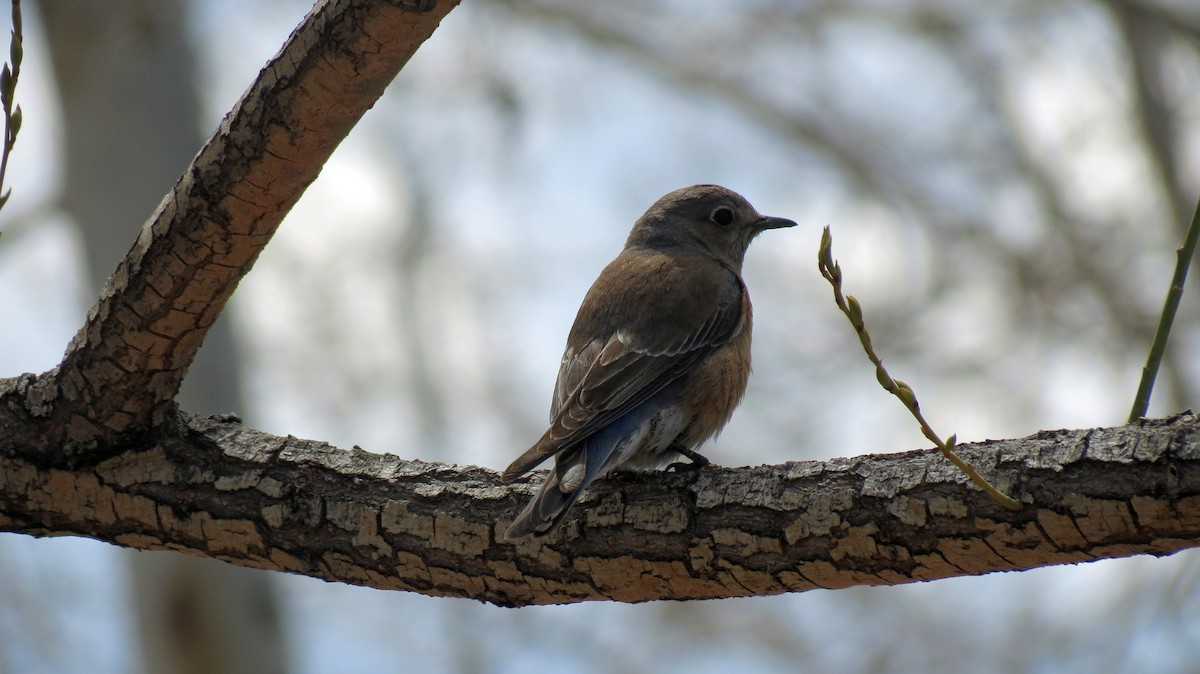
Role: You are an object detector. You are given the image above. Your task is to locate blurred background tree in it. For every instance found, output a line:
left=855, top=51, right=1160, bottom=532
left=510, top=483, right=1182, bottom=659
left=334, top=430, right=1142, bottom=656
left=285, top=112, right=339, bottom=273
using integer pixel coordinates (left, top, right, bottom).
left=0, top=0, right=1198, bottom=672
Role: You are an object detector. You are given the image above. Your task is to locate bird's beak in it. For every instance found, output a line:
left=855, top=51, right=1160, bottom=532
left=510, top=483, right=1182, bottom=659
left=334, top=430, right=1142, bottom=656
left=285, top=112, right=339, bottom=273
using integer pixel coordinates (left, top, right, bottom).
left=754, top=215, right=798, bottom=231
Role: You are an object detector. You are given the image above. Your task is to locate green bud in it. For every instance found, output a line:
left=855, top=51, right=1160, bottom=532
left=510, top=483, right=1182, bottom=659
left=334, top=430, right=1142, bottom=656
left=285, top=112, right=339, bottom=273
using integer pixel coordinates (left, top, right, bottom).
left=875, top=365, right=893, bottom=390
left=894, top=380, right=918, bottom=409
left=10, top=104, right=19, bottom=138
left=1, top=64, right=11, bottom=107
left=10, top=31, right=20, bottom=69
left=944, top=434, right=957, bottom=450
left=846, top=294, right=864, bottom=330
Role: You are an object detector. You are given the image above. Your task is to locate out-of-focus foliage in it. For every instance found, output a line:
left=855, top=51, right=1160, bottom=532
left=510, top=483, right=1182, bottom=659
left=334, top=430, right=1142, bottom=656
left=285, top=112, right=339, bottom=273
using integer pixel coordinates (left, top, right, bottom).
left=1, top=1, right=1198, bottom=672
left=230, top=2, right=1200, bottom=671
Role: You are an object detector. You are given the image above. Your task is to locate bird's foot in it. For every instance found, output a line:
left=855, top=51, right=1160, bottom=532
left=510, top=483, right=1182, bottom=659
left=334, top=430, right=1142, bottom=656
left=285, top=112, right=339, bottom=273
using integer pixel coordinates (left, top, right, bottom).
left=666, top=446, right=711, bottom=473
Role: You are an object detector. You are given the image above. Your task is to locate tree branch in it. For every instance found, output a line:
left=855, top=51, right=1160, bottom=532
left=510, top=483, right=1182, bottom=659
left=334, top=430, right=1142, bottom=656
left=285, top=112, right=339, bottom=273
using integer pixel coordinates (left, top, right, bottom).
left=1, top=398, right=1196, bottom=607
left=12, top=0, right=460, bottom=456
left=3, top=0, right=1197, bottom=610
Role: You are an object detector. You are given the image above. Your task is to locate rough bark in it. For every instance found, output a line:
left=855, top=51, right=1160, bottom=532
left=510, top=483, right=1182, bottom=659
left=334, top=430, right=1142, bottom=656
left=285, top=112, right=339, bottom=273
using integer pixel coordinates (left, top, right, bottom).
left=40, top=2, right=287, bottom=672
left=2, top=0, right=1196, bottom=611
left=12, top=0, right=460, bottom=455
left=1, top=404, right=1195, bottom=607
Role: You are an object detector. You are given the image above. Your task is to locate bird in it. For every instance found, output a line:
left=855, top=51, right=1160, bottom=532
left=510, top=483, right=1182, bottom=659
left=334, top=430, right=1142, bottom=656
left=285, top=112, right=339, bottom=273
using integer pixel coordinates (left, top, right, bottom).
left=501, top=184, right=796, bottom=539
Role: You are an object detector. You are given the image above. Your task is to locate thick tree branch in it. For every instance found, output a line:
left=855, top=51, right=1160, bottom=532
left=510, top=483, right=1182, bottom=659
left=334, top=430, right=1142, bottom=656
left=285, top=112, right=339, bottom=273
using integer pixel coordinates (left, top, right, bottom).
left=10, top=0, right=459, bottom=455
left=3, top=0, right=1197, bottom=610
left=1, top=401, right=1196, bottom=607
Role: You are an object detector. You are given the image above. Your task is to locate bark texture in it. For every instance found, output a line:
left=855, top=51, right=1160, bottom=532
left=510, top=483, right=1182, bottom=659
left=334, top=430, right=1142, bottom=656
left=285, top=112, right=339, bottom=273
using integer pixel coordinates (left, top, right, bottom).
left=13, top=0, right=460, bottom=455
left=40, top=2, right=288, bottom=672
left=2, top=0, right=1196, bottom=611
left=1, top=405, right=1195, bottom=607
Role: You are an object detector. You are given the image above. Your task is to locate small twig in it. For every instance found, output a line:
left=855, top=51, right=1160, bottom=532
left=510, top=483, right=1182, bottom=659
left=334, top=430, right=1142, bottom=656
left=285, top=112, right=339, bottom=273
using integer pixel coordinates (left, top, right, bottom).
left=0, top=0, right=23, bottom=214
left=1129, top=193, right=1200, bottom=422
left=817, top=226, right=1021, bottom=510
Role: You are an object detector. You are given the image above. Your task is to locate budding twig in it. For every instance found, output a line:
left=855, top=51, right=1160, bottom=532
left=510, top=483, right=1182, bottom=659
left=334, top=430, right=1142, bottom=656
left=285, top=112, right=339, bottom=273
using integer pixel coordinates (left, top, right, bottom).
left=817, top=226, right=1021, bottom=510
left=0, top=0, right=23, bottom=214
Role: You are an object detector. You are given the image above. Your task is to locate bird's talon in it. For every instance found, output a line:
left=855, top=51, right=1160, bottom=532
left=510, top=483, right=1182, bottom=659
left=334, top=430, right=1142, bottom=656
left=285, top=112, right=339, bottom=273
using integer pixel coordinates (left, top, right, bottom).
left=666, top=460, right=705, bottom=473
left=671, top=446, right=711, bottom=468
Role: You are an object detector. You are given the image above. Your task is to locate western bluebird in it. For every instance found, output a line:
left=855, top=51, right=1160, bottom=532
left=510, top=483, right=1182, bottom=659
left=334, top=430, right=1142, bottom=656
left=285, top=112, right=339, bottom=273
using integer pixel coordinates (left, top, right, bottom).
left=502, top=184, right=796, bottom=539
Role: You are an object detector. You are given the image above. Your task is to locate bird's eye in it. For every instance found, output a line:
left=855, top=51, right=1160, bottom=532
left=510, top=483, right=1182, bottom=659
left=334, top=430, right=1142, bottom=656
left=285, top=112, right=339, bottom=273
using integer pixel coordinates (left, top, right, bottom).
left=710, top=206, right=735, bottom=227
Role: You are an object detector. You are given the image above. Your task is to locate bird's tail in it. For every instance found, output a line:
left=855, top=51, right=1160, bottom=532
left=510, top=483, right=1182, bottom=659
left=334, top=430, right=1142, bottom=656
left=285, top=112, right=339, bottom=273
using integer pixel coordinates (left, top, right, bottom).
left=503, top=464, right=586, bottom=539
left=503, top=434, right=616, bottom=539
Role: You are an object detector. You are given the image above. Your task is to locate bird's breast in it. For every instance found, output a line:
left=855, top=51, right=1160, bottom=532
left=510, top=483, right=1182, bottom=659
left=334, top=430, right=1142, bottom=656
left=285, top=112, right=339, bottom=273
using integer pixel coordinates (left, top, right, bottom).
left=677, top=294, right=753, bottom=447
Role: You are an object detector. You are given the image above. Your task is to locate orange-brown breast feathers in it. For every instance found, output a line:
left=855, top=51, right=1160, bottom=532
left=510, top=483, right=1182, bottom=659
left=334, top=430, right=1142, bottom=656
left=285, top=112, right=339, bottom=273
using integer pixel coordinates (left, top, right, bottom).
left=677, top=292, right=752, bottom=448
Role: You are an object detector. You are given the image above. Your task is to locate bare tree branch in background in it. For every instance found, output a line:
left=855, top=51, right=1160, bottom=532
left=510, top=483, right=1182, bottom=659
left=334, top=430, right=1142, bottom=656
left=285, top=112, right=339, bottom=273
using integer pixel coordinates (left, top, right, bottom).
left=0, top=0, right=1197, bottom=629
left=1109, top=0, right=1191, bottom=230
left=501, top=0, right=1200, bottom=414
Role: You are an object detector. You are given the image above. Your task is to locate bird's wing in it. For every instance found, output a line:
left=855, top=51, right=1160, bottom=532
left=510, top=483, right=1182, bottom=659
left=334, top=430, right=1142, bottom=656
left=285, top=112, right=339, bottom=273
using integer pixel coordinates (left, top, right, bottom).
left=501, top=265, right=745, bottom=482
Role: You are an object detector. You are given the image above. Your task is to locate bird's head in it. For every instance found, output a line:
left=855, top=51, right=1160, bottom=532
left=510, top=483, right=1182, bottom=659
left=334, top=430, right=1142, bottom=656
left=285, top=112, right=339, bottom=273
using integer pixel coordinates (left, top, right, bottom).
left=626, top=184, right=796, bottom=271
